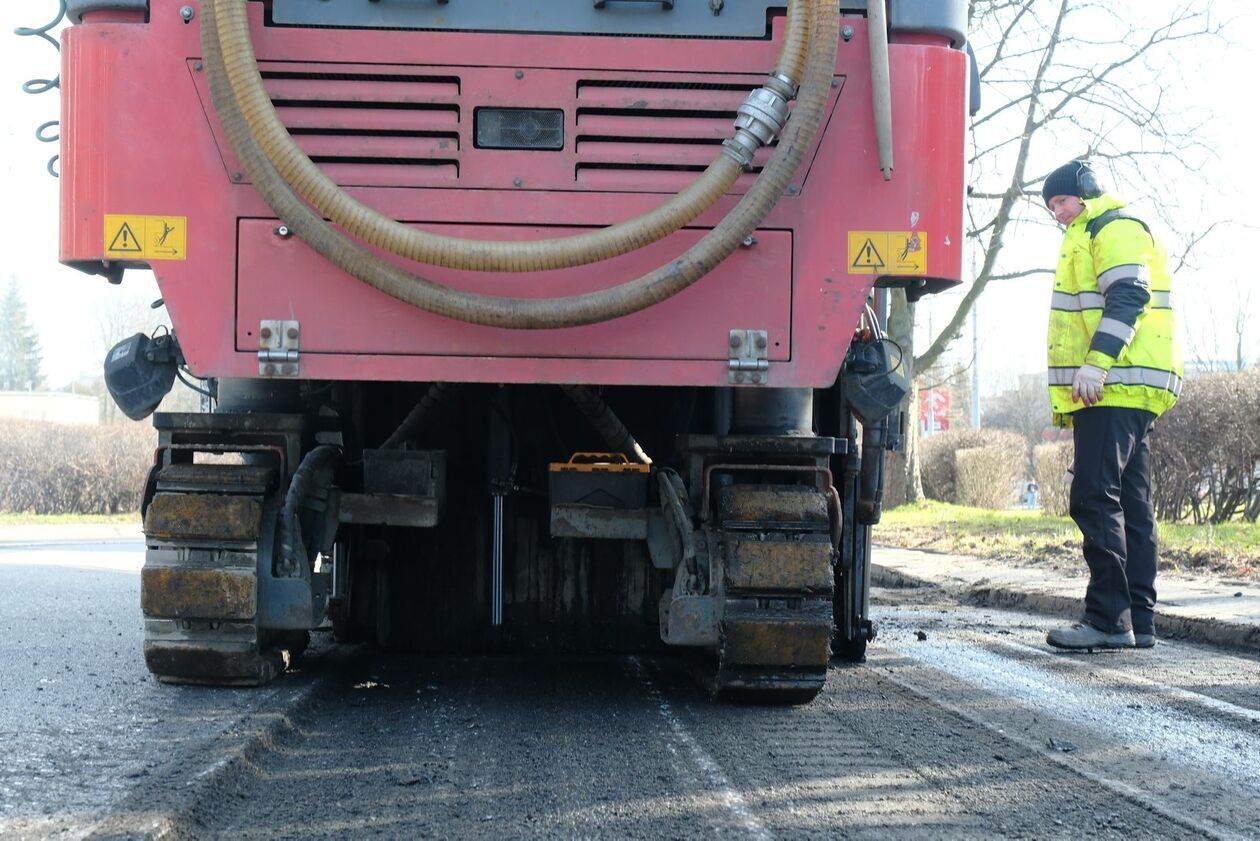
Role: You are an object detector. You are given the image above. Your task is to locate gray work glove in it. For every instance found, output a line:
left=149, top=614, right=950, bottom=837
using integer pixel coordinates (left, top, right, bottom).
left=1072, top=364, right=1107, bottom=407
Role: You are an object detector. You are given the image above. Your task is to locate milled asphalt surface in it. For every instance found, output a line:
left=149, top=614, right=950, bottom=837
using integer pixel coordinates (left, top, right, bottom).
left=0, top=537, right=333, bottom=839
left=2, top=531, right=1258, bottom=839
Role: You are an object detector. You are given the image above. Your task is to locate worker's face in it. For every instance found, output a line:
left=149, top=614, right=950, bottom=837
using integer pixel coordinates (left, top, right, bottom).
left=1047, top=194, right=1086, bottom=226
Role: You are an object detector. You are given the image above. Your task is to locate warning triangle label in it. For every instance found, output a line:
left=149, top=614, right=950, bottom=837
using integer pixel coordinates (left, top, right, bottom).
left=108, top=222, right=143, bottom=253
left=851, top=237, right=885, bottom=270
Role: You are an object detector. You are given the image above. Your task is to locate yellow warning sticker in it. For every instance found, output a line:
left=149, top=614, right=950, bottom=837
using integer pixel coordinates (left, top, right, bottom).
left=104, top=215, right=187, bottom=261
left=847, top=231, right=927, bottom=275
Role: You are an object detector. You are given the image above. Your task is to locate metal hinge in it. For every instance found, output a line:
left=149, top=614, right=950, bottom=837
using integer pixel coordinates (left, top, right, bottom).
left=258, top=320, right=300, bottom=377
left=728, top=329, right=769, bottom=385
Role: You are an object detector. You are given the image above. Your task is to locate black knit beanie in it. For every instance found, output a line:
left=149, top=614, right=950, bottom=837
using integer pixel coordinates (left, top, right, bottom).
left=1041, top=160, right=1093, bottom=206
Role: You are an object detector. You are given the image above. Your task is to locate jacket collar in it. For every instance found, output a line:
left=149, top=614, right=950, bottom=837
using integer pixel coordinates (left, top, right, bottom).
left=1069, top=193, right=1127, bottom=230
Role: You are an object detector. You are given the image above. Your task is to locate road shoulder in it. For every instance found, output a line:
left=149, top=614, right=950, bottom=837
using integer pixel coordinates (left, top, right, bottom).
left=873, top=544, right=1260, bottom=652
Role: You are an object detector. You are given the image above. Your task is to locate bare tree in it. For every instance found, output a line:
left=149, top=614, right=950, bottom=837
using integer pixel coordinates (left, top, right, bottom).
left=887, top=0, right=1222, bottom=501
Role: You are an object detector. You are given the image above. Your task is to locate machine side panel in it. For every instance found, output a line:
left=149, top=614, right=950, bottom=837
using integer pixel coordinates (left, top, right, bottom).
left=59, top=9, right=967, bottom=387
left=236, top=222, right=794, bottom=363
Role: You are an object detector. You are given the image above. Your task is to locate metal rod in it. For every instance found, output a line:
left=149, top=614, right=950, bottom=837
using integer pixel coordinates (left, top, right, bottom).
left=491, top=494, right=504, bottom=626
left=867, top=0, right=894, bottom=180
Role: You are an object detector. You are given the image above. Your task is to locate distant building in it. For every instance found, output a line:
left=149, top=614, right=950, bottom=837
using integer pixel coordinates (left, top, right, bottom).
left=0, top=391, right=99, bottom=426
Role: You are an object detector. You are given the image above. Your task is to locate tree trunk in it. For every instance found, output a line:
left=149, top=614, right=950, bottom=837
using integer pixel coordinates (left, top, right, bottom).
left=887, top=289, right=923, bottom=504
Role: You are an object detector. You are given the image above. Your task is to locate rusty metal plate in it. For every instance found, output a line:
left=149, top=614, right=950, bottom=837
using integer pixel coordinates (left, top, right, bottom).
left=143, top=641, right=282, bottom=686
left=141, top=568, right=257, bottom=620
left=144, top=493, right=263, bottom=544
left=155, top=463, right=275, bottom=495
left=550, top=504, right=648, bottom=540
left=339, top=492, right=441, bottom=528
left=718, top=487, right=830, bottom=530
left=721, top=614, right=832, bottom=668
left=724, top=539, right=834, bottom=594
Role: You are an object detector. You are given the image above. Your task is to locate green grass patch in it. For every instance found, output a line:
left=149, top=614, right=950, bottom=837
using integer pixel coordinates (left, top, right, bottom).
left=0, top=511, right=139, bottom=527
left=876, top=501, right=1260, bottom=579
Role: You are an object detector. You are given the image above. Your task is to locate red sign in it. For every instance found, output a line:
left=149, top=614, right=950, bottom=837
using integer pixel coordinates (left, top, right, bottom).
left=919, top=387, right=951, bottom=435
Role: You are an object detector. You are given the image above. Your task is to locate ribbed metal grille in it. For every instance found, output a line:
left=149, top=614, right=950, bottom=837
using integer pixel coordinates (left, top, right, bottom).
left=263, top=68, right=461, bottom=187
left=574, top=77, right=770, bottom=191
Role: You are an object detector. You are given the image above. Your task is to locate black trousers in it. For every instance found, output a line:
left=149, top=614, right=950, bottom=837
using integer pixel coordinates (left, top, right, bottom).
left=1068, top=406, right=1158, bottom=634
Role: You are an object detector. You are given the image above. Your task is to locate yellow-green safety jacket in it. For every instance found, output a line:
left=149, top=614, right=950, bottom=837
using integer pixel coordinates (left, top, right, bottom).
left=1047, top=193, right=1183, bottom=427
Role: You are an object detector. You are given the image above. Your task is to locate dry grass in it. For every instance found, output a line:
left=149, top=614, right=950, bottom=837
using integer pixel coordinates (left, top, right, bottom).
left=876, top=501, right=1260, bottom=581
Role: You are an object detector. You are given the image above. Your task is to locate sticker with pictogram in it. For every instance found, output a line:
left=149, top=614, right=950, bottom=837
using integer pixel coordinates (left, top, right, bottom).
left=847, top=231, right=927, bottom=275
left=104, top=215, right=187, bottom=261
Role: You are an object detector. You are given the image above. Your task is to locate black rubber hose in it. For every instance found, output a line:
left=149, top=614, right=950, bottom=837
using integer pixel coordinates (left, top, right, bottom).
left=381, top=382, right=456, bottom=450
left=561, top=385, right=652, bottom=465
left=278, top=445, right=341, bottom=576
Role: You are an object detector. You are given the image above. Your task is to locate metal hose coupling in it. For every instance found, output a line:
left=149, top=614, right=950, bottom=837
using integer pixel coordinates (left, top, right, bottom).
left=722, top=72, right=797, bottom=169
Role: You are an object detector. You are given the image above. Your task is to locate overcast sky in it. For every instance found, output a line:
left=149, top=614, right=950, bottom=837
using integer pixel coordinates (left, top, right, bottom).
left=1, top=2, right=1255, bottom=394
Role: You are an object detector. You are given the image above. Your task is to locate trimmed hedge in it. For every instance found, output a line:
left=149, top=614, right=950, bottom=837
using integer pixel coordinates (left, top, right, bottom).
left=921, top=428, right=1025, bottom=507
left=956, top=446, right=1023, bottom=510
left=1150, top=370, right=1260, bottom=524
left=1034, top=441, right=1073, bottom=517
left=0, top=419, right=154, bottom=514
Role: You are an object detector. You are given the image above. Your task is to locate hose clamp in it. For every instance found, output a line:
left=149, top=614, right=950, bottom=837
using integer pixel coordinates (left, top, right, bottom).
left=722, top=86, right=791, bottom=168
left=765, top=72, right=799, bottom=101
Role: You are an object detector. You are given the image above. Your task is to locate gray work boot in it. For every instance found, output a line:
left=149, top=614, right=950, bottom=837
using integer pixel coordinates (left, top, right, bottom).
left=1133, top=632, right=1157, bottom=649
left=1046, top=622, right=1135, bottom=651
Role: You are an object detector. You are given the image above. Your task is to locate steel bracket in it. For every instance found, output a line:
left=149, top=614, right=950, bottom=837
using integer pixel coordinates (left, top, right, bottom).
left=728, top=329, right=769, bottom=385
left=258, top=320, right=300, bottom=378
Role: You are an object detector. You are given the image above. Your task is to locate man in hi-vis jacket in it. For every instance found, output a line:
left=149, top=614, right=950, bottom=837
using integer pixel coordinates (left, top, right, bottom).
left=1040, top=159, right=1184, bottom=651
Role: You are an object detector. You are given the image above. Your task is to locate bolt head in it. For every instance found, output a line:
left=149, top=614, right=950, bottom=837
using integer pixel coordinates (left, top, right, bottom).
left=275, top=225, right=291, bottom=238
left=260, top=327, right=273, bottom=340
left=284, top=364, right=298, bottom=376
left=734, top=372, right=746, bottom=384
left=263, top=363, right=276, bottom=376
left=193, top=61, right=203, bottom=72
left=515, top=70, right=525, bottom=80
left=729, top=333, right=743, bottom=348
left=231, top=172, right=243, bottom=183
left=513, top=177, right=523, bottom=187
left=180, top=6, right=195, bottom=22
left=287, top=327, right=299, bottom=340
left=841, top=25, right=855, bottom=41
left=755, top=334, right=768, bottom=350
left=750, top=373, right=763, bottom=385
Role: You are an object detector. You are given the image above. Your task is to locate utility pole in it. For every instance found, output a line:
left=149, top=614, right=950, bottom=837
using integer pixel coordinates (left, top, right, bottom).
left=971, top=299, right=981, bottom=428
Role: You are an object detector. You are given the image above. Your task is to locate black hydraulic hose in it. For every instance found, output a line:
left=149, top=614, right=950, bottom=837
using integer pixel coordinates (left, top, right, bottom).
left=278, top=445, right=341, bottom=576
left=561, top=385, right=652, bottom=465
left=381, top=382, right=456, bottom=450
left=856, top=418, right=887, bottom=525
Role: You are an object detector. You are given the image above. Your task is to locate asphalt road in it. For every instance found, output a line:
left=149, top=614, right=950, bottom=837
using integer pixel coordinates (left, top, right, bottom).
left=2, top=540, right=1258, bottom=839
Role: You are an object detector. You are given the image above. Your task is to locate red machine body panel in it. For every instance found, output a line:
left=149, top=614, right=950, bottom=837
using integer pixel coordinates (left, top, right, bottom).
left=61, top=3, right=967, bottom=387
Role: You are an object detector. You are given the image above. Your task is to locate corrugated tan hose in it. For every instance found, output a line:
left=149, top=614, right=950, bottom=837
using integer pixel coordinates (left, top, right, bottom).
left=201, top=0, right=839, bottom=328
left=212, top=0, right=809, bottom=272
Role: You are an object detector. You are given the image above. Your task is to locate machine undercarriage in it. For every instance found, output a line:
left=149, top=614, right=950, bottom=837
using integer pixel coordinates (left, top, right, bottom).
left=139, top=375, right=894, bottom=704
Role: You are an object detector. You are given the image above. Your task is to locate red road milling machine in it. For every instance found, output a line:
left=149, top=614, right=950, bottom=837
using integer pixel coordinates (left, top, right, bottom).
left=62, top=0, right=970, bottom=703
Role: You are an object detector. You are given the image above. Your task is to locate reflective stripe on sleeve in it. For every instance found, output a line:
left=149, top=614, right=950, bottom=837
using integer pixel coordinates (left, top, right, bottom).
left=1096, top=317, right=1137, bottom=345
left=1097, top=264, right=1151, bottom=294
left=1051, top=291, right=1105, bottom=311
left=1052, top=289, right=1170, bottom=311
